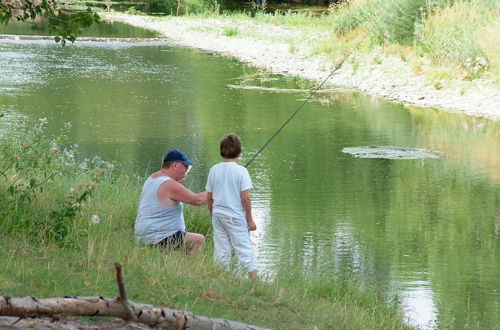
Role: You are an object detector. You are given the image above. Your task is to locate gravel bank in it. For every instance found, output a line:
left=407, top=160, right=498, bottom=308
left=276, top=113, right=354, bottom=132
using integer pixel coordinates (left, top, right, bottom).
left=107, top=13, right=499, bottom=121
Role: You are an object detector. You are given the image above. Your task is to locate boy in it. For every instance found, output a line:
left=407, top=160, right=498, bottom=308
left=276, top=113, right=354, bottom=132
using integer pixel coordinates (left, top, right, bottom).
left=206, top=133, right=257, bottom=280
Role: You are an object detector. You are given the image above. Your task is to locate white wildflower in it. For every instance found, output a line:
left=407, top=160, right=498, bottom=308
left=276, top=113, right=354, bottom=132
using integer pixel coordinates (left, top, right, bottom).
left=50, top=145, right=59, bottom=153
left=39, top=117, right=48, bottom=124
left=63, top=149, right=75, bottom=160
left=69, top=187, right=76, bottom=193
left=91, top=214, right=100, bottom=224
left=91, top=156, right=102, bottom=163
left=475, top=57, right=487, bottom=68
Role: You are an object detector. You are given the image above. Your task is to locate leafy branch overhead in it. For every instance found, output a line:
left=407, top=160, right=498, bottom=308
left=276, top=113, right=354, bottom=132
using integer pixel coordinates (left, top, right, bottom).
left=0, top=0, right=100, bottom=44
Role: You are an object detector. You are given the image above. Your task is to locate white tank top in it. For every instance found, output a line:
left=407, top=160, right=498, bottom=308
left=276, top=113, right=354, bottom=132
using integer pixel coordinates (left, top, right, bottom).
left=134, top=176, right=185, bottom=244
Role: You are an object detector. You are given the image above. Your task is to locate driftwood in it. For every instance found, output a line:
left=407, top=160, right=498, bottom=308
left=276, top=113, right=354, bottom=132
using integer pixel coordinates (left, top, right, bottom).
left=0, top=263, right=269, bottom=330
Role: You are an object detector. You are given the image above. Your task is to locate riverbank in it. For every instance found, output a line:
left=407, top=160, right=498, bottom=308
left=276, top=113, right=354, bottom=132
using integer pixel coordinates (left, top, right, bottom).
left=105, top=13, right=499, bottom=121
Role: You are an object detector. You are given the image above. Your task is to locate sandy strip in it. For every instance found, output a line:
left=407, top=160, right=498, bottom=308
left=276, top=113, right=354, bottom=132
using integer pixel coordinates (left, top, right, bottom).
left=107, top=13, right=499, bottom=121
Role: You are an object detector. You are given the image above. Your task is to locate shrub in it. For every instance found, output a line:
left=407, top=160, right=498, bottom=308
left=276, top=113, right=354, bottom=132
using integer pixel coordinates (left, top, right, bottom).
left=414, top=0, right=498, bottom=79
left=0, top=117, right=115, bottom=245
left=331, top=0, right=372, bottom=35
left=415, top=1, right=483, bottom=61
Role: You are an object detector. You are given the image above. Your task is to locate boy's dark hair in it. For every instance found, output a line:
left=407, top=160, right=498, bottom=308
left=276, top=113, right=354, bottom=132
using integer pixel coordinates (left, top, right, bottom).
left=220, top=133, right=241, bottom=158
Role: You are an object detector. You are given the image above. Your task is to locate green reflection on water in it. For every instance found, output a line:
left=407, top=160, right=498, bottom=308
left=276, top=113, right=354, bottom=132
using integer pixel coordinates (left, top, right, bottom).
left=0, top=41, right=499, bottom=329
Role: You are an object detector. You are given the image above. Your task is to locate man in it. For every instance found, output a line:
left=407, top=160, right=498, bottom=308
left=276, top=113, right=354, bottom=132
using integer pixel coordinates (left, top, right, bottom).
left=134, top=149, right=207, bottom=254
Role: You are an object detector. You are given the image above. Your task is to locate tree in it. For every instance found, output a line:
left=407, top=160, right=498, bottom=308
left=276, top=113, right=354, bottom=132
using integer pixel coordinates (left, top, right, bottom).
left=0, top=0, right=100, bottom=44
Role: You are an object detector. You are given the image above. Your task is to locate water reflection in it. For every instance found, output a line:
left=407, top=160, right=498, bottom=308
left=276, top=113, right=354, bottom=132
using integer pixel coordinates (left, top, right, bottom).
left=0, top=40, right=499, bottom=329
left=399, top=280, right=437, bottom=329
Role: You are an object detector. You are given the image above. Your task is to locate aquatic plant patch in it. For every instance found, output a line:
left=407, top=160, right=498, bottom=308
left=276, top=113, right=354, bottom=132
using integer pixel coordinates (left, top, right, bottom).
left=342, top=146, right=441, bottom=159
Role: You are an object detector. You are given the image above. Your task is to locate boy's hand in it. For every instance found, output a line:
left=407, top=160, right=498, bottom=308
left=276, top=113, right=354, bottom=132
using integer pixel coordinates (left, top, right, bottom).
left=247, top=219, right=257, bottom=231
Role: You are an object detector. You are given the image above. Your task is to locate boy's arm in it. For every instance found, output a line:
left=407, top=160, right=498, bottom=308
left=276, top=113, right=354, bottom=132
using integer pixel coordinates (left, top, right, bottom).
left=207, top=192, right=213, bottom=216
left=241, top=189, right=256, bottom=231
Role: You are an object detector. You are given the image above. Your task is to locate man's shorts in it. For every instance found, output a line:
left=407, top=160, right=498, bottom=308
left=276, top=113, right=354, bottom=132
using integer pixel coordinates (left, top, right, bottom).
left=154, top=231, right=185, bottom=249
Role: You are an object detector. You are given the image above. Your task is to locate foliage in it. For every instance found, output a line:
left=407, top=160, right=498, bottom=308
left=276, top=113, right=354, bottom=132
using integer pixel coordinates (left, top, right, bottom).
left=223, top=25, right=238, bottom=36
left=330, top=0, right=372, bottom=35
left=184, top=205, right=212, bottom=238
left=325, top=0, right=499, bottom=80
left=250, top=0, right=266, bottom=13
left=366, top=0, right=430, bottom=45
left=0, top=117, right=114, bottom=245
left=125, top=6, right=140, bottom=15
left=414, top=0, right=498, bottom=77
left=0, top=0, right=100, bottom=44
left=153, top=0, right=226, bottom=15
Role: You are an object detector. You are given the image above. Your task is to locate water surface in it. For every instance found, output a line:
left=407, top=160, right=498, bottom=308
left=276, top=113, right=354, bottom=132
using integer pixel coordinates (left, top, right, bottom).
left=0, top=39, right=498, bottom=329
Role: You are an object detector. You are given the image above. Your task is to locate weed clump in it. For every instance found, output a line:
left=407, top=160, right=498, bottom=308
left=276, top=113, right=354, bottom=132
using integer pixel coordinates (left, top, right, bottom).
left=0, top=117, right=115, bottom=245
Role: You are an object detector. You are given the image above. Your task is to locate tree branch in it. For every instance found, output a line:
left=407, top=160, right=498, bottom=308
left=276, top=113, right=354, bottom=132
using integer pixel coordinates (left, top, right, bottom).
left=0, top=264, right=270, bottom=330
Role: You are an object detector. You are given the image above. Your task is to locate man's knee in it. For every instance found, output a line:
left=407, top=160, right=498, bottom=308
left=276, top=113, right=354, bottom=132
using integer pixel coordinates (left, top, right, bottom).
left=195, top=233, right=205, bottom=245
left=187, top=232, right=205, bottom=246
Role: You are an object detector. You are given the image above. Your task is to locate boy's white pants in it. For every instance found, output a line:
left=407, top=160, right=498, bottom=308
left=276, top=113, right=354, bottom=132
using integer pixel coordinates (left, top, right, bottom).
left=212, top=213, right=256, bottom=273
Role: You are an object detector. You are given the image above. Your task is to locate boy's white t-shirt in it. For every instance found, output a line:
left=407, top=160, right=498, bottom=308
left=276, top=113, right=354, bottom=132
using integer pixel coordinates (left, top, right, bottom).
left=205, top=161, right=253, bottom=219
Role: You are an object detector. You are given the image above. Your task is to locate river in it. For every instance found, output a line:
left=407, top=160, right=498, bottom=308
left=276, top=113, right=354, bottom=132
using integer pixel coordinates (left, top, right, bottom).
left=0, top=22, right=499, bottom=329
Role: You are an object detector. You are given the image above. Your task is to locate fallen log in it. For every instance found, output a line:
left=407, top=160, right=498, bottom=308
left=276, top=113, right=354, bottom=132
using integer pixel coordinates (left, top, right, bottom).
left=0, top=263, right=269, bottom=330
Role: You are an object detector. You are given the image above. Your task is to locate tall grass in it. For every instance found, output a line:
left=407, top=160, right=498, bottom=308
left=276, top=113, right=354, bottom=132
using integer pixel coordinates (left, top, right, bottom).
left=331, top=0, right=373, bottom=36
left=0, top=118, right=412, bottom=329
left=327, top=0, right=499, bottom=81
left=415, top=0, right=499, bottom=78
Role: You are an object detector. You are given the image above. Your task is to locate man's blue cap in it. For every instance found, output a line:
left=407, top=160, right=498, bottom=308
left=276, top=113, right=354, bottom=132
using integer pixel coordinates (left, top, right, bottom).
left=163, top=149, right=193, bottom=166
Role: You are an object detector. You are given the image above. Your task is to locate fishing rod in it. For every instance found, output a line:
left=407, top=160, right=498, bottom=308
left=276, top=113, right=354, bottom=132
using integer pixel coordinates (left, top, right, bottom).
left=244, top=34, right=367, bottom=168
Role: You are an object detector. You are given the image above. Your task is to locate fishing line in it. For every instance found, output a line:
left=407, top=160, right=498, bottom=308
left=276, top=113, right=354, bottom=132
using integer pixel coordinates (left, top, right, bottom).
left=244, top=34, right=367, bottom=168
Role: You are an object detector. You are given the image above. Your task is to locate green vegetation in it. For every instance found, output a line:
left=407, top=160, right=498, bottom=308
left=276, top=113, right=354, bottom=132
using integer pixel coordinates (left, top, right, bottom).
left=331, top=0, right=498, bottom=82
left=223, top=26, right=238, bottom=36
left=127, top=0, right=498, bottom=84
left=0, top=117, right=412, bottom=329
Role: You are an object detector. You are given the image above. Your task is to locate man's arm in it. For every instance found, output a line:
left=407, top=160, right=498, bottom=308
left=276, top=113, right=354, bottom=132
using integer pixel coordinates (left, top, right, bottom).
left=241, top=190, right=256, bottom=231
left=161, top=180, right=207, bottom=206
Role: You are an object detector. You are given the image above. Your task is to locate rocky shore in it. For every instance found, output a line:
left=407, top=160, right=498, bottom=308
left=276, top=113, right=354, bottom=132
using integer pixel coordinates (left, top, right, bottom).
left=106, top=13, right=499, bottom=121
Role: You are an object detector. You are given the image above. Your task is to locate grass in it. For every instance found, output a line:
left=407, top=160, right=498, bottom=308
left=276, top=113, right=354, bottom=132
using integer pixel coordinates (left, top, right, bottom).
left=223, top=26, right=238, bottom=36
left=0, top=118, right=413, bottom=329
